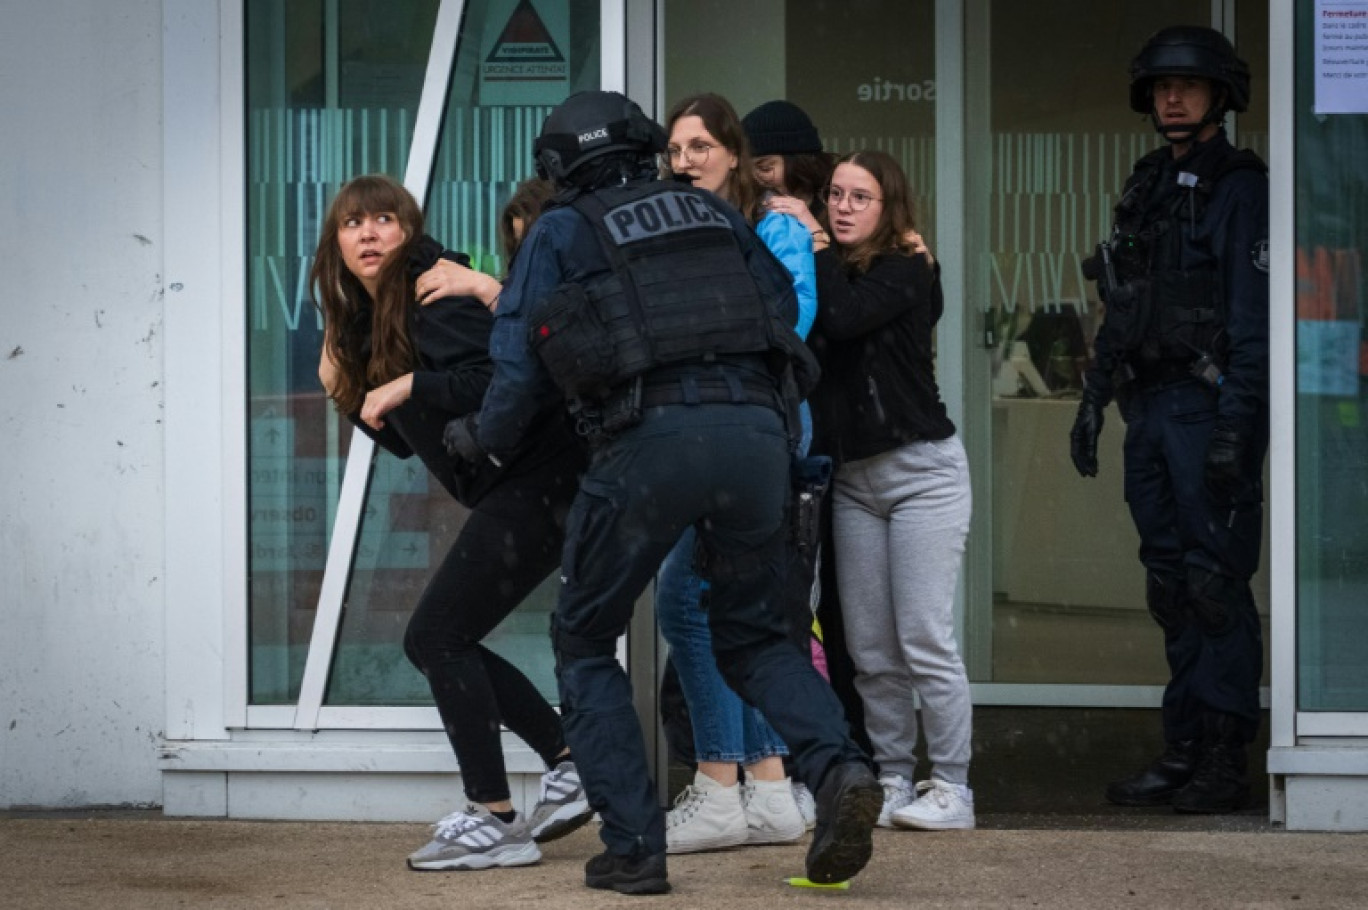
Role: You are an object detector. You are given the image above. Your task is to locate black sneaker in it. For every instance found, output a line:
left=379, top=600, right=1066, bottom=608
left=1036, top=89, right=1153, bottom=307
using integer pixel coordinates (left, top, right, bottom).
left=584, top=850, right=670, bottom=895
left=805, top=761, right=882, bottom=885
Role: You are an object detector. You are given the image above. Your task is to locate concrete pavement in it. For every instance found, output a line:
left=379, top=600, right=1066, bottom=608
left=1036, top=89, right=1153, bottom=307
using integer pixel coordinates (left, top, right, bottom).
left=3, top=810, right=1365, bottom=909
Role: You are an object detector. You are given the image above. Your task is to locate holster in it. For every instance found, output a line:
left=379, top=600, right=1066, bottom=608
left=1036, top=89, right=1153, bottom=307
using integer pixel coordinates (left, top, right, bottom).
left=790, top=454, right=832, bottom=556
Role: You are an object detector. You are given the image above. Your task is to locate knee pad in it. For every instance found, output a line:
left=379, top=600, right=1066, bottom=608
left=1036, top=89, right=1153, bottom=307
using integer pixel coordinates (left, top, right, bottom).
left=1186, top=565, right=1241, bottom=635
left=551, top=621, right=617, bottom=671
left=1146, top=571, right=1186, bottom=635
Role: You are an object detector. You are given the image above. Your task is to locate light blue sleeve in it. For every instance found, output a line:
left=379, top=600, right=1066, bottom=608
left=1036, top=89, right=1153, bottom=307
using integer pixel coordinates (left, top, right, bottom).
left=756, top=211, right=817, bottom=340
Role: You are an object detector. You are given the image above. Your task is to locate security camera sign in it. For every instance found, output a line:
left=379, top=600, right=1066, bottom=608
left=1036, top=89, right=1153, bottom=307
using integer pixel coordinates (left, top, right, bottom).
left=479, top=0, right=570, bottom=106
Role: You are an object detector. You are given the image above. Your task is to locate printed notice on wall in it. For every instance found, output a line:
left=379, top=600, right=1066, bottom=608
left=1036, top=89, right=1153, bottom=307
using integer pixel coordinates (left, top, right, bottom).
left=1316, top=0, right=1368, bottom=113
left=479, top=0, right=570, bottom=106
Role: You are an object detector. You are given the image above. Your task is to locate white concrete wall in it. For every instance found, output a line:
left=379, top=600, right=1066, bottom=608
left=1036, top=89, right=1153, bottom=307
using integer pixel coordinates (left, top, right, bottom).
left=0, top=0, right=166, bottom=807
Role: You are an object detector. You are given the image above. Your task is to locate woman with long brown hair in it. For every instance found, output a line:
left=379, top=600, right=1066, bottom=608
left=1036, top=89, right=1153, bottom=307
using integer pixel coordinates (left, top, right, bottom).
left=314, top=174, right=591, bottom=871
left=806, top=151, right=976, bottom=832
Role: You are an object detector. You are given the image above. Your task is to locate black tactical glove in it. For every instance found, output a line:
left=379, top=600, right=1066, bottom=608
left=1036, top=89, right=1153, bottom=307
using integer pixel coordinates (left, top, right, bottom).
left=1069, top=385, right=1107, bottom=478
left=1204, top=425, right=1246, bottom=503
left=443, top=413, right=484, bottom=463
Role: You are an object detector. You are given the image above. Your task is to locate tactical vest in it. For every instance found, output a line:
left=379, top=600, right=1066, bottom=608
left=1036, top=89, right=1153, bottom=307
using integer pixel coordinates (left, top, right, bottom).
left=1103, top=142, right=1265, bottom=368
left=526, top=180, right=819, bottom=403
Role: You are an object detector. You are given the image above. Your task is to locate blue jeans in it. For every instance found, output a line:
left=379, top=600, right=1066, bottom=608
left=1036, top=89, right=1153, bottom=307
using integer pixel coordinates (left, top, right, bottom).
left=655, top=527, right=789, bottom=765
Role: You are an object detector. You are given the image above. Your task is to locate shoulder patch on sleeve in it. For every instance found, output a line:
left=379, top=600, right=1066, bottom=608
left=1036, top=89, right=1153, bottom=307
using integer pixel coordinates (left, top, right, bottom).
left=1251, top=238, right=1269, bottom=274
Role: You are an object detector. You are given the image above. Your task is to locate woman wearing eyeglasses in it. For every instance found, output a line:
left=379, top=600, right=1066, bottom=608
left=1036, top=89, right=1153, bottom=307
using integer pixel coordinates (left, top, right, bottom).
left=649, top=92, right=815, bottom=855
left=806, top=150, right=976, bottom=832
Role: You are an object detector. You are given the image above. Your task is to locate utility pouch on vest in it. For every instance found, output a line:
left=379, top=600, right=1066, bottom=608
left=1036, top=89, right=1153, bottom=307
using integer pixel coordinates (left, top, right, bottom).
left=527, top=281, right=619, bottom=399
left=1148, top=269, right=1221, bottom=361
left=1099, top=277, right=1154, bottom=355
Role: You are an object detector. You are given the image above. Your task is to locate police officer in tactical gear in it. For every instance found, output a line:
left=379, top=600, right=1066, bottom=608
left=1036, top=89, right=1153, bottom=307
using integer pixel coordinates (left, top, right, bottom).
left=460, top=90, right=881, bottom=894
left=1071, top=27, right=1269, bottom=814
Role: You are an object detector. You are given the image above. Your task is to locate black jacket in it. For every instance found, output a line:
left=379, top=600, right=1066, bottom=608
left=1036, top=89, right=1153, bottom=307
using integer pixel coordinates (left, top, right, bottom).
left=349, top=236, right=582, bottom=506
left=807, top=248, right=955, bottom=465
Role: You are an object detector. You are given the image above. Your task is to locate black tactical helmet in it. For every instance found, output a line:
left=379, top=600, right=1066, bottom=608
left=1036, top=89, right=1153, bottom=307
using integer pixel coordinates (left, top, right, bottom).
left=533, top=90, right=667, bottom=185
left=1128, top=26, right=1250, bottom=115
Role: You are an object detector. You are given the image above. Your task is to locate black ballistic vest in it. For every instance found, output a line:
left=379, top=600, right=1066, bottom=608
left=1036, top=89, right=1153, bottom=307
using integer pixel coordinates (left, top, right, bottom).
left=1104, top=142, right=1264, bottom=367
left=527, top=180, right=817, bottom=402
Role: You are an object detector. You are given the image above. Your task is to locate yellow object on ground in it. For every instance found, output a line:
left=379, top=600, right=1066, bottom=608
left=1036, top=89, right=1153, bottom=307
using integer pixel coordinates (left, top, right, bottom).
left=785, top=876, right=851, bottom=890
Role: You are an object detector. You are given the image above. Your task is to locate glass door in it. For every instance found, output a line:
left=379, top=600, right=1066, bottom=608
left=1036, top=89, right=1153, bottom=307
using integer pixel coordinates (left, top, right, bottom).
left=962, top=1, right=1272, bottom=696
left=243, top=0, right=603, bottom=727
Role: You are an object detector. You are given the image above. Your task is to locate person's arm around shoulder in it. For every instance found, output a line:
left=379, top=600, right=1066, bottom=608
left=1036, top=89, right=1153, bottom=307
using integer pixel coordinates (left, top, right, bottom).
left=416, top=257, right=503, bottom=312
left=813, top=248, right=935, bottom=341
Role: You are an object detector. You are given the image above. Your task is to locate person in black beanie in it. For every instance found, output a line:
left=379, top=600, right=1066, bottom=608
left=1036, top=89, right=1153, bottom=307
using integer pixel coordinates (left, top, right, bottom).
left=742, top=101, right=875, bottom=772
left=742, top=100, right=836, bottom=220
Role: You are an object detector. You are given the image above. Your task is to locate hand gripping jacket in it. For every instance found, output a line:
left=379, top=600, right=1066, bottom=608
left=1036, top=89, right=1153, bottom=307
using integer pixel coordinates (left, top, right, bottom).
left=1096, top=140, right=1265, bottom=374
left=526, top=180, right=820, bottom=407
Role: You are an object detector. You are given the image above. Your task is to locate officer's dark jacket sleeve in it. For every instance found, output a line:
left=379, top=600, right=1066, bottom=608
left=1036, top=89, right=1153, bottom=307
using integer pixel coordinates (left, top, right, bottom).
left=1207, top=169, right=1270, bottom=432
left=476, top=212, right=577, bottom=457
left=812, top=247, right=940, bottom=340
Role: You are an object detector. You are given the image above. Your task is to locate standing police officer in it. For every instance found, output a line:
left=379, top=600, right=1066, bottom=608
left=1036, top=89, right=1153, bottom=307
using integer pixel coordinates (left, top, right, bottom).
left=452, top=90, right=881, bottom=894
left=1070, top=27, right=1269, bottom=814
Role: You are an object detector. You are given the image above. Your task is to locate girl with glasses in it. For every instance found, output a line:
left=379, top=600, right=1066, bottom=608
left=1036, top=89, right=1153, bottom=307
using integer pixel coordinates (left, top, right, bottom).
left=806, top=151, right=977, bottom=832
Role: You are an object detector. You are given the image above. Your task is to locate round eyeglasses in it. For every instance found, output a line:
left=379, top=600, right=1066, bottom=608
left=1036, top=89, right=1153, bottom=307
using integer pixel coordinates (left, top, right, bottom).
left=666, top=140, right=715, bottom=166
left=825, top=186, right=883, bottom=212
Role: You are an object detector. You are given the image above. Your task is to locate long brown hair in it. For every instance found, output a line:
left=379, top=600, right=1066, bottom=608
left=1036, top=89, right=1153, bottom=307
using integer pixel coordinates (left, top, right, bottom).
left=830, top=150, right=920, bottom=274
left=499, top=177, right=555, bottom=271
left=311, top=174, right=424, bottom=414
left=664, top=93, right=765, bottom=225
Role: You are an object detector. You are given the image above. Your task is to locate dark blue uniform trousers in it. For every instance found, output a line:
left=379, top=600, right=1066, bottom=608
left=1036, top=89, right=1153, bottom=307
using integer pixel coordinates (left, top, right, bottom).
left=552, top=402, right=868, bottom=858
left=1122, top=379, right=1266, bottom=744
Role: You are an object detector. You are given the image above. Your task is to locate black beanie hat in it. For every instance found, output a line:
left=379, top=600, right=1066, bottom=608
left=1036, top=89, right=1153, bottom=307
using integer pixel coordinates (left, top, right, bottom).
left=742, top=100, right=822, bottom=156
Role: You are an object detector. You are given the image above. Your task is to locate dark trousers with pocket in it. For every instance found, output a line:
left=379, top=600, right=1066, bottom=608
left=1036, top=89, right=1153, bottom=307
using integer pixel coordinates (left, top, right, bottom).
left=552, top=402, right=870, bottom=857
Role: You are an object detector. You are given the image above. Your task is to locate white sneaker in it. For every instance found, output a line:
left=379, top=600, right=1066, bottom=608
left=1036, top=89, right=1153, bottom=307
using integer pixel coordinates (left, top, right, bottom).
left=741, top=777, right=806, bottom=845
left=665, top=771, right=748, bottom=854
left=791, top=781, right=817, bottom=831
left=890, top=779, right=976, bottom=831
left=407, top=804, right=542, bottom=870
left=527, top=760, right=594, bottom=843
left=876, top=772, right=916, bottom=828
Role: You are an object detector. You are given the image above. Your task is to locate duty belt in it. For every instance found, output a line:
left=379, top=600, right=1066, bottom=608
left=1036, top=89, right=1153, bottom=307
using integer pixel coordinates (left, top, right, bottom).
left=638, top=372, right=781, bottom=410
left=1134, top=358, right=1195, bottom=388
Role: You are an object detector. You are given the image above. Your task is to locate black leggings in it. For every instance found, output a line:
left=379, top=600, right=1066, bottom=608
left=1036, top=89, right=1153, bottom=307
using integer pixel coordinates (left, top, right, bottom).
left=404, top=455, right=580, bottom=804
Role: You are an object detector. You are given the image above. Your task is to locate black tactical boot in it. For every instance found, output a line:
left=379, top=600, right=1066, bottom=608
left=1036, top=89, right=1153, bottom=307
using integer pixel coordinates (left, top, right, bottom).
left=584, top=850, right=670, bottom=895
left=1173, top=714, right=1250, bottom=814
left=1104, top=740, right=1199, bottom=807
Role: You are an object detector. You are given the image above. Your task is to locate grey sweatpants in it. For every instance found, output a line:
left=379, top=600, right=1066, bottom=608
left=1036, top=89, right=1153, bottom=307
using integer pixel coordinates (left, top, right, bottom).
left=833, top=435, right=973, bottom=785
